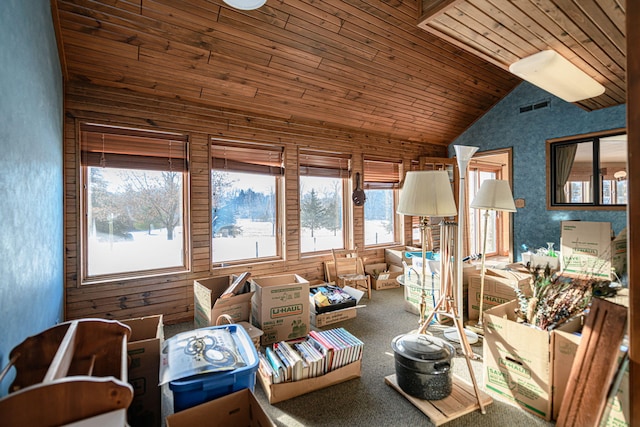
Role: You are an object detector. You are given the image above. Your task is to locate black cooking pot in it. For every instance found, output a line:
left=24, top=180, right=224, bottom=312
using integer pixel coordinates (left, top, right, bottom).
left=391, top=333, right=454, bottom=400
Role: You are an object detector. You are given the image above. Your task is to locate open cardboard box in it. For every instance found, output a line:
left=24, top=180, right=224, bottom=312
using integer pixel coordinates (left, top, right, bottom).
left=165, top=388, right=275, bottom=427
left=194, top=276, right=253, bottom=328
left=120, top=315, right=164, bottom=427
left=364, top=262, right=402, bottom=290
left=483, top=300, right=583, bottom=421
left=257, top=359, right=362, bottom=404
left=310, top=285, right=364, bottom=327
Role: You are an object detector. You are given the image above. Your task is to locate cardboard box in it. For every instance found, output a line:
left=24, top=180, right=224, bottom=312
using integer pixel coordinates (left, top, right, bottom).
left=384, top=246, right=421, bottom=267
left=401, top=262, right=476, bottom=318
left=552, top=325, right=582, bottom=420
left=257, top=359, right=362, bottom=404
left=467, top=268, right=532, bottom=322
left=561, top=221, right=613, bottom=279
left=601, top=365, right=630, bottom=427
left=194, top=276, right=254, bottom=328
left=121, top=315, right=164, bottom=427
left=251, top=274, right=310, bottom=345
left=552, top=326, right=629, bottom=425
left=611, top=227, right=627, bottom=279
left=364, top=263, right=402, bottom=290
left=521, top=253, right=560, bottom=270
left=165, top=388, right=275, bottom=427
left=310, top=285, right=364, bottom=327
left=483, top=301, right=582, bottom=421
left=311, top=307, right=357, bottom=327
left=401, top=264, right=441, bottom=316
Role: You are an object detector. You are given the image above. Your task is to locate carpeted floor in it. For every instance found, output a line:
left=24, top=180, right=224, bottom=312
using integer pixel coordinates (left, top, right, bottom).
left=163, top=285, right=555, bottom=427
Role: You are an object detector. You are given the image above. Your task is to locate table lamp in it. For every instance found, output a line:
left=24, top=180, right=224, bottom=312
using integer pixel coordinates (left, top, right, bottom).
left=397, top=170, right=458, bottom=326
left=467, top=179, right=516, bottom=334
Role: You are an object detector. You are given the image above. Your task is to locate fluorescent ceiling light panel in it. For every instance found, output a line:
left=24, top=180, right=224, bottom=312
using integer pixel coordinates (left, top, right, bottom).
left=509, top=50, right=605, bottom=103
left=223, top=0, right=266, bottom=10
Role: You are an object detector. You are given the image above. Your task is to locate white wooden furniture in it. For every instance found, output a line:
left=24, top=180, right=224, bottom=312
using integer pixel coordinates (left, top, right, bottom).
left=0, top=319, right=133, bottom=427
left=331, top=248, right=371, bottom=299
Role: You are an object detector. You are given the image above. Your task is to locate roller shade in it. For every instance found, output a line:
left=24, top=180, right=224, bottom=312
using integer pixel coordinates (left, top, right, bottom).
left=211, top=141, right=284, bottom=176
left=299, top=149, right=350, bottom=178
left=80, top=123, right=188, bottom=172
left=363, top=158, right=401, bottom=189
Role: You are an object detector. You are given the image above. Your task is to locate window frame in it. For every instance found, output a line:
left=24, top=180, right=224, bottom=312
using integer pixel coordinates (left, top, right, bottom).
left=210, top=139, right=285, bottom=266
left=363, top=157, right=402, bottom=247
left=79, top=122, right=190, bottom=284
left=547, top=128, right=627, bottom=210
left=298, top=149, right=350, bottom=256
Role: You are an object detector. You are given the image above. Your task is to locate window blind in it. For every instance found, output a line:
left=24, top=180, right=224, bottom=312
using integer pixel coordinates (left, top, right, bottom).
left=211, top=141, right=284, bottom=176
left=299, top=149, right=350, bottom=178
left=80, top=123, right=188, bottom=172
left=363, top=158, right=401, bottom=189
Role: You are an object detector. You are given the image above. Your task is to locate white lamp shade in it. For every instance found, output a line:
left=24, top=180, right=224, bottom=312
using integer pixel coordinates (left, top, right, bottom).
left=397, top=171, right=458, bottom=217
left=509, top=50, right=605, bottom=103
left=470, top=179, right=517, bottom=212
left=223, top=0, right=266, bottom=10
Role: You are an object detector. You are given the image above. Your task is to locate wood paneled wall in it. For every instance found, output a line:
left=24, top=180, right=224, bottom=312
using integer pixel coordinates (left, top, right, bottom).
left=63, top=82, right=445, bottom=324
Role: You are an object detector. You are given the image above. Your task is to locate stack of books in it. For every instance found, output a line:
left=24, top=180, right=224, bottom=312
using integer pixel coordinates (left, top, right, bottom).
left=258, top=327, right=363, bottom=384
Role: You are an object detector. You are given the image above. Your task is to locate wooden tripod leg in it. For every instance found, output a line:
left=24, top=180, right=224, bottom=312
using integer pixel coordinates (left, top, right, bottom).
left=453, top=314, right=486, bottom=414
left=418, top=292, right=447, bottom=335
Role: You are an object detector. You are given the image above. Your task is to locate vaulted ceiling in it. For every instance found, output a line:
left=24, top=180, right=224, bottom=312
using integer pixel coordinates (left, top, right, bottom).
left=52, top=0, right=626, bottom=146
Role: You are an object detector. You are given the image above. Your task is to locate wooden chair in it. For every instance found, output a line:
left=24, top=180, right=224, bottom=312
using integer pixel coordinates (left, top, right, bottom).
left=331, top=248, right=372, bottom=299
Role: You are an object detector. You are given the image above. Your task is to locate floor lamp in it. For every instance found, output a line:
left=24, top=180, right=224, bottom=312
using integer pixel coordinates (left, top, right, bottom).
left=467, top=179, right=517, bottom=334
left=453, top=145, right=478, bottom=321
left=397, top=171, right=458, bottom=327
left=408, top=170, right=486, bottom=415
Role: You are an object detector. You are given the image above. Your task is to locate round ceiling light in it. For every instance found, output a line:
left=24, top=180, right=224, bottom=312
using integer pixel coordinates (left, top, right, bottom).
left=222, top=0, right=266, bottom=10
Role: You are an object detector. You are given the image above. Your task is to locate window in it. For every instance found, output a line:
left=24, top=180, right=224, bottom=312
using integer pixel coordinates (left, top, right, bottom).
left=468, top=167, right=500, bottom=256
left=299, top=150, right=349, bottom=253
left=80, top=123, right=188, bottom=281
left=548, top=130, right=627, bottom=208
left=211, top=141, right=283, bottom=264
left=363, top=158, right=401, bottom=246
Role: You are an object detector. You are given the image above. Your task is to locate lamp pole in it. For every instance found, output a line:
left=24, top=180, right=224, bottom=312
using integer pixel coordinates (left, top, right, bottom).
left=454, top=145, right=478, bottom=320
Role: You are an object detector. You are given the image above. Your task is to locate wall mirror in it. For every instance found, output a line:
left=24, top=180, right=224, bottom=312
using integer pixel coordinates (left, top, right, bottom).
left=547, top=129, right=627, bottom=209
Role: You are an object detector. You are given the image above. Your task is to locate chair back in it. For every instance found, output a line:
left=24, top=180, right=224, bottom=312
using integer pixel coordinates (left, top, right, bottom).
left=332, top=248, right=361, bottom=277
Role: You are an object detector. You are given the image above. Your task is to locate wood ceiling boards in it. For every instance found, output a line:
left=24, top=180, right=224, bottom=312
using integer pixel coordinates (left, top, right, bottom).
left=417, top=0, right=626, bottom=111
left=53, top=0, right=522, bottom=145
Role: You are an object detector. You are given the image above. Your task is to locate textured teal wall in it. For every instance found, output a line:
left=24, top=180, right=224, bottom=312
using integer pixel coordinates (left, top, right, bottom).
left=450, top=82, right=626, bottom=261
left=0, top=1, right=63, bottom=395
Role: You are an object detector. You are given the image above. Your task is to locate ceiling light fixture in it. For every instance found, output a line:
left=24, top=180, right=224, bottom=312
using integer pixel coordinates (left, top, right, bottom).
left=222, top=0, right=266, bottom=10
left=509, top=50, right=605, bottom=103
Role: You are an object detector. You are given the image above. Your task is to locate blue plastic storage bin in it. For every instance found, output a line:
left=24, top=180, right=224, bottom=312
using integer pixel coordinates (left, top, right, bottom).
left=169, top=324, right=259, bottom=412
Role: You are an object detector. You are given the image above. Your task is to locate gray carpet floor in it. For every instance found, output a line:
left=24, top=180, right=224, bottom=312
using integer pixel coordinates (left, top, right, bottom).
left=163, top=286, right=555, bottom=426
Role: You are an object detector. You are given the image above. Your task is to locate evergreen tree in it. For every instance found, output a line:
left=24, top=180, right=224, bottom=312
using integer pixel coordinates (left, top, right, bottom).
left=301, top=189, right=326, bottom=237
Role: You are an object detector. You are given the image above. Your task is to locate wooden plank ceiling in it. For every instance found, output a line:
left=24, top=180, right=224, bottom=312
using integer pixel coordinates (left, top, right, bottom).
left=53, top=0, right=625, bottom=145
left=418, top=0, right=626, bottom=111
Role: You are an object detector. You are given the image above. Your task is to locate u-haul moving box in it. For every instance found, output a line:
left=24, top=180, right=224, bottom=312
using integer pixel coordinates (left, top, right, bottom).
left=483, top=301, right=582, bottom=421
left=560, top=221, right=613, bottom=279
left=467, top=268, right=531, bottom=321
left=251, top=274, right=310, bottom=345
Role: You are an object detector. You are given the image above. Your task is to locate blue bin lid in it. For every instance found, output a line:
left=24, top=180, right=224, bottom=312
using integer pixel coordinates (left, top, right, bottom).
left=166, top=324, right=259, bottom=389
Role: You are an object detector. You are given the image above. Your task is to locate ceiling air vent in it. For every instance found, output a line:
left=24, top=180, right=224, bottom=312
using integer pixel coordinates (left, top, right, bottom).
left=519, top=100, right=550, bottom=114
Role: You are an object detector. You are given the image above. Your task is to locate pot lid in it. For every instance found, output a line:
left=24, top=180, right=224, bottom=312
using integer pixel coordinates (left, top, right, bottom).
left=393, top=333, right=452, bottom=361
